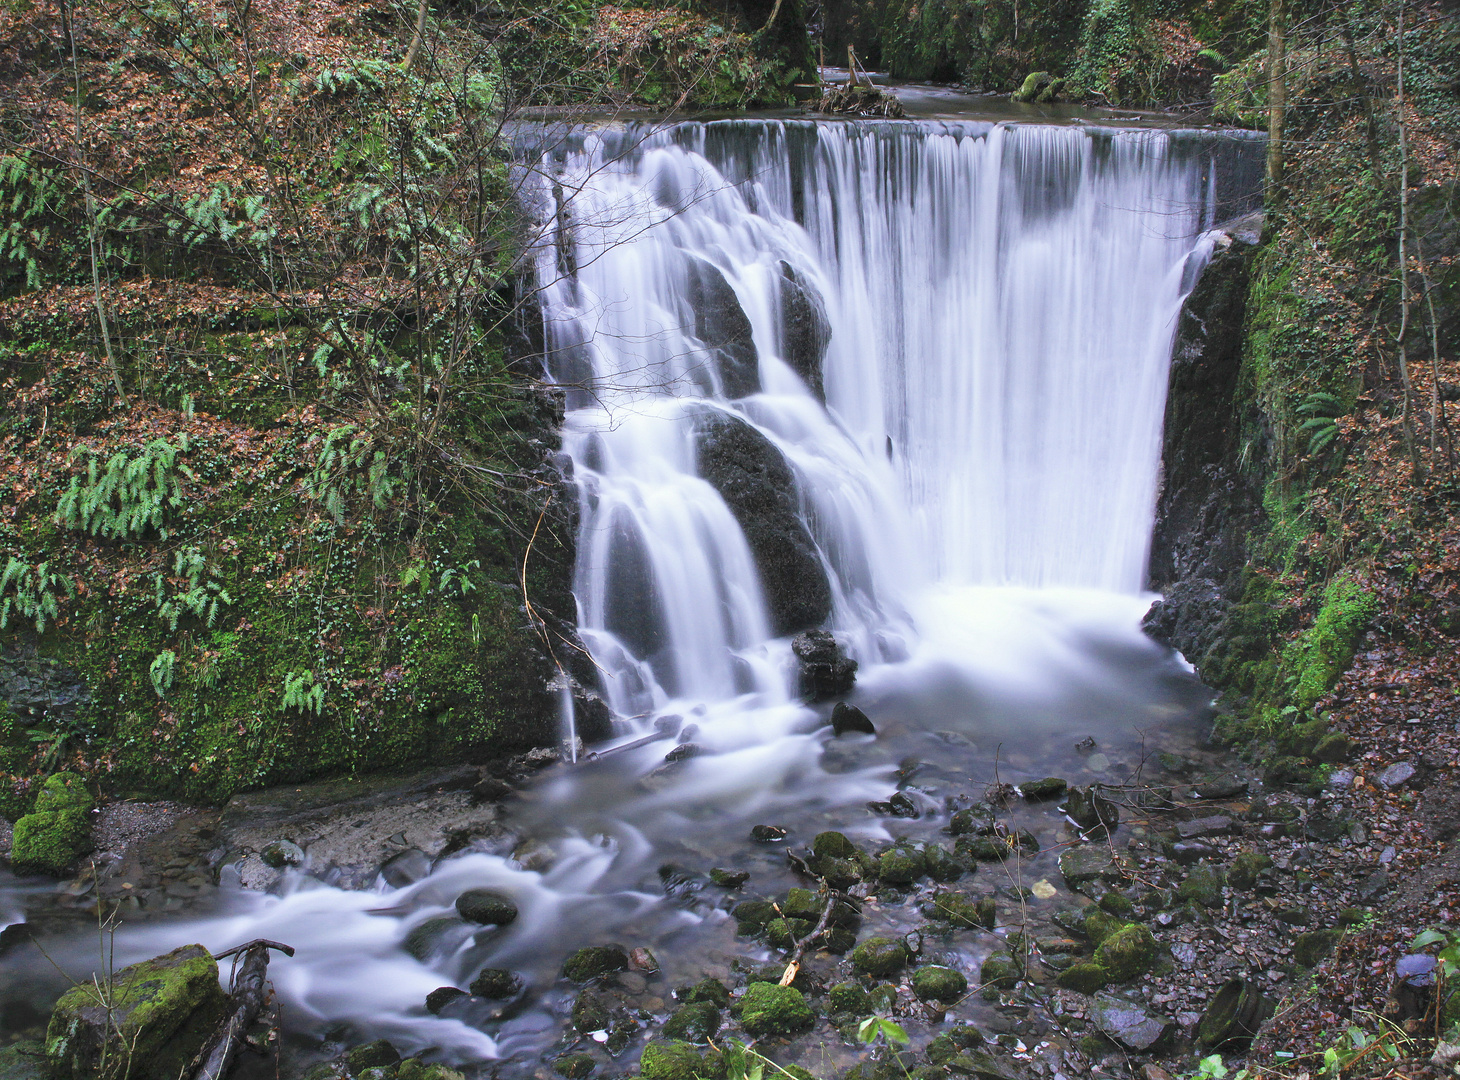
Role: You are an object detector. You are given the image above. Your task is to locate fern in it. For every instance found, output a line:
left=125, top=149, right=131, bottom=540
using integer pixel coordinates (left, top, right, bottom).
left=304, top=425, right=399, bottom=523
left=0, top=152, right=70, bottom=291
left=280, top=670, right=326, bottom=715
left=153, top=546, right=233, bottom=631
left=1296, top=391, right=1346, bottom=457
left=56, top=438, right=192, bottom=540
left=149, top=650, right=177, bottom=698
left=0, top=558, right=74, bottom=633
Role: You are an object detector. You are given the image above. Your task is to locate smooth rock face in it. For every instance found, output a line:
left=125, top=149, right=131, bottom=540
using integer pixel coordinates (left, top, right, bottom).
left=694, top=411, right=832, bottom=635
left=45, top=943, right=228, bottom=1080
left=1092, top=993, right=1170, bottom=1050
left=777, top=261, right=832, bottom=401
left=831, top=702, right=875, bottom=736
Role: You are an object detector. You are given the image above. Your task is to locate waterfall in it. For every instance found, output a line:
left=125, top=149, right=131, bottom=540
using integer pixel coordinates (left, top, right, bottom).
left=533, top=119, right=1234, bottom=725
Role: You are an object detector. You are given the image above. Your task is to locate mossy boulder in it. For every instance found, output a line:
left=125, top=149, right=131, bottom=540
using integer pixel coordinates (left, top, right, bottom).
left=34, top=772, right=93, bottom=813
left=1227, top=851, right=1274, bottom=891
left=45, top=944, right=228, bottom=1080
left=979, top=952, right=1020, bottom=990
left=640, top=1041, right=723, bottom=1080
left=828, top=981, right=869, bottom=1014
left=1293, top=928, right=1342, bottom=967
left=680, top=977, right=731, bottom=1008
left=1021, top=777, right=1067, bottom=800
left=922, top=843, right=967, bottom=882
left=732, top=900, right=777, bottom=934
left=11, top=807, right=92, bottom=877
left=1080, top=907, right=1125, bottom=946
left=555, top=1055, right=596, bottom=1079
left=1056, top=963, right=1108, bottom=994
left=469, top=968, right=521, bottom=998
left=346, top=1041, right=401, bottom=1073
left=782, top=887, right=821, bottom=920
left=813, top=831, right=858, bottom=859
left=912, top=966, right=968, bottom=1002
left=851, top=936, right=909, bottom=976
left=738, top=983, right=815, bottom=1036
left=932, top=892, right=996, bottom=930
left=572, top=988, right=613, bottom=1034
left=455, top=888, right=518, bottom=926
left=662, top=1001, right=720, bottom=1042
left=1093, top=924, right=1160, bottom=981
left=564, top=945, right=629, bottom=982
left=767, top=917, right=814, bottom=949
left=878, top=846, right=926, bottom=884
left=948, top=806, right=995, bottom=836
left=1313, top=733, right=1355, bottom=763
left=1176, top=865, right=1226, bottom=908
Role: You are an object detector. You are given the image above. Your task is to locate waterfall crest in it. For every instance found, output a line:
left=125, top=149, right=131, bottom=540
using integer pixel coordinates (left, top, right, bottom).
left=533, top=119, right=1223, bottom=722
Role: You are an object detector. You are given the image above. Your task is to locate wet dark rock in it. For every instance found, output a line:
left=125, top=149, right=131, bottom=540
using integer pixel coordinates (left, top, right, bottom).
left=781, top=887, right=822, bottom=921
left=684, top=257, right=759, bottom=399
left=658, top=864, right=708, bottom=904
left=347, top=1041, right=402, bottom=1073
left=1227, top=851, right=1274, bottom=890
left=260, top=839, right=304, bottom=868
left=767, top=917, right=815, bottom=949
left=1092, top=993, right=1171, bottom=1051
left=922, top=842, right=967, bottom=882
left=404, top=917, right=461, bottom=961
left=380, top=847, right=432, bottom=888
left=1064, top=787, right=1119, bottom=833
left=662, top=1001, right=721, bottom=1042
left=852, top=936, right=910, bottom=976
left=470, top=776, right=514, bottom=804
left=555, top=1054, right=596, bottom=1079
left=1359, top=868, right=1390, bottom=899
left=792, top=631, right=858, bottom=701
left=695, top=412, right=831, bottom=636
left=949, top=805, right=996, bottom=836
left=1306, top=812, right=1350, bottom=842
left=957, top=836, right=1011, bottom=862
left=738, top=983, right=815, bottom=1036
left=750, top=824, right=788, bottom=843
left=913, top=965, right=968, bottom=1002
left=944, top=1051, right=1022, bottom=1080
left=732, top=899, right=777, bottom=933
left=1198, top=978, right=1273, bottom=1048
left=708, top=867, right=749, bottom=888
left=1058, top=845, right=1118, bottom=886
left=0, top=647, right=91, bottom=725
left=810, top=854, right=863, bottom=889
left=469, top=968, right=522, bottom=999
left=878, top=845, right=927, bottom=884
left=425, top=987, right=466, bottom=1014
left=829, top=981, right=869, bottom=1014
left=1194, top=776, right=1248, bottom=799
left=1177, top=816, right=1236, bottom=840
left=887, top=791, right=920, bottom=817
left=1020, top=778, right=1067, bottom=801
left=572, top=988, right=615, bottom=1033
left=777, top=262, right=832, bottom=401
left=455, top=888, right=518, bottom=926
left=1314, top=733, right=1355, bottom=763
left=832, top=702, right=875, bottom=737
left=664, top=743, right=700, bottom=763
left=1293, top=929, right=1342, bottom=967
left=564, top=945, right=629, bottom=982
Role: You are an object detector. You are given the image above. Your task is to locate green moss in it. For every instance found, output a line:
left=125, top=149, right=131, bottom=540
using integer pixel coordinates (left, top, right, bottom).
left=1092, top=924, right=1159, bottom=981
left=662, top=1001, right=720, bottom=1042
left=11, top=806, right=91, bottom=876
left=912, top=965, right=968, bottom=1002
left=33, top=771, right=93, bottom=813
left=978, top=953, right=1020, bottom=991
left=1055, top=963, right=1108, bottom=994
left=640, top=1042, right=723, bottom=1080
left=1290, top=577, right=1374, bottom=709
left=850, top=936, right=909, bottom=977
left=1176, top=866, right=1226, bottom=908
left=738, top=983, right=815, bottom=1037
left=46, top=944, right=229, bottom=1080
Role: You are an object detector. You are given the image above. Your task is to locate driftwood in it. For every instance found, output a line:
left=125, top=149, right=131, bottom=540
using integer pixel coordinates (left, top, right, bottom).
left=812, top=85, right=904, bottom=119
left=778, top=891, right=855, bottom=986
left=190, top=939, right=295, bottom=1080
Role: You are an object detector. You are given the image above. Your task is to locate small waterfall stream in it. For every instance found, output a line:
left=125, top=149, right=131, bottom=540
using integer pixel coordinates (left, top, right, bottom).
left=0, top=116, right=1265, bottom=1073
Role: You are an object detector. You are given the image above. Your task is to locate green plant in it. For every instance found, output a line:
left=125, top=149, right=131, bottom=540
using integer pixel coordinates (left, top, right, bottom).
left=280, top=670, right=326, bottom=715
left=153, top=547, right=233, bottom=631
left=149, top=650, right=177, bottom=699
left=1188, top=1054, right=1250, bottom=1080
left=713, top=1040, right=810, bottom=1080
left=1321, top=1016, right=1411, bottom=1076
left=0, top=152, right=73, bottom=291
left=304, top=425, right=399, bottom=524
left=857, top=1014, right=910, bottom=1048
left=1296, top=391, right=1346, bottom=456
left=56, top=439, right=192, bottom=541
left=0, top=557, right=74, bottom=633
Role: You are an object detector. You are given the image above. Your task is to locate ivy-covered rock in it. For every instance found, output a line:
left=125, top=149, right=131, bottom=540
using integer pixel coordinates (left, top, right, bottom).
left=738, top=983, right=815, bottom=1036
left=851, top=936, right=909, bottom=976
left=912, top=965, right=968, bottom=1002
left=45, top=944, right=228, bottom=1080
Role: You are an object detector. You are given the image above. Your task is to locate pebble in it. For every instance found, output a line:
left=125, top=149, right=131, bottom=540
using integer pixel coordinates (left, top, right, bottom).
left=1376, top=762, right=1416, bottom=790
left=1328, top=769, right=1355, bottom=788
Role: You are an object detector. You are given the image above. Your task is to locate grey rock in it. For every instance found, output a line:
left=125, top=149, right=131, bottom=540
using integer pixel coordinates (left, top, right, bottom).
left=1376, top=762, right=1416, bottom=790
left=777, top=261, right=832, bottom=401
left=1194, top=776, right=1248, bottom=799
left=260, top=839, right=304, bottom=869
left=1092, top=992, right=1171, bottom=1051
left=1176, top=816, right=1235, bottom=840
left=832, top=702, right=875, bottom=737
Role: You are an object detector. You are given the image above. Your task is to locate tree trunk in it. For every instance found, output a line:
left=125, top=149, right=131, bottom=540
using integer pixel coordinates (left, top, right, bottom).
left=1265, top=0, right=1287, bottom=192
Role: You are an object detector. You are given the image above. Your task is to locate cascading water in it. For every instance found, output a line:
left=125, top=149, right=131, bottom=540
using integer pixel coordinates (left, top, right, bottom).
left=0, top=115, right=1264, bottom=1072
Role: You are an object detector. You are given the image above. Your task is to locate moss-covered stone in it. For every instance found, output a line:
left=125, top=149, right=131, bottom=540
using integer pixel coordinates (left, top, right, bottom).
left=878, top=845, right=926, bottom=883
left=563, top=945, right=628, bottom=982
left=813, top=831, right=858, bottom=859
left=1093, top=924, right=1159, bottom=981
left=662, top=1001, right=720, bottom=1042
left=1097, top=892, right=1135, bottom=917
left=11, top=807, right=92, bottom=876
left=1056, top=963, right=1108, bottom=993
left=640, top=1041, right=717, bottom=1080
left=680, top=977, right=731, bottom=1008
left=1227, top=851, right=1274, bottom=891
left=851, top=936, right=909, bottom=976
left=455, top=888, right=518, bottom=926
left=346, top=1041, right=402, bottom=1073
left=46, top=944, right=229, bottom=1080
left=1176, top=865, right=1226, bottom=908
left=469, top=968, right=521, bottom=998
left=979, top=952, right=1020, bottom=990
left=732, top=900, right=777, bottom=934
left=1313, top=733, right=1355, bottom=763
left=709, top=867, right=749, bottom=888
left=829, top=981, right=869, bottom=1014
left=1293, top=928, right=1342, bottom=967
left=1080, top=907, right=1125, bottom=946
left=33, top=772, right=93, bottom=814
left=782, top=887, right=821, bottom=920
left=572, top=988, right=613, bottom=1034
left=1021, top=777, right=1067, bottom=800
left=554, top=1054, right=596, bottom=1079
left=403, top=917, right=460, bottom=961
left=738, top=983, right=815, bottom=1036
left=948, top=806, right=995, bottom=836
left=922, top=842, right=967, bottom=882
left=912, top=965, right=968, bottom=1002
left=766, top=917, right=814, bottom=949
left=932, top=891, right=996, bottom=930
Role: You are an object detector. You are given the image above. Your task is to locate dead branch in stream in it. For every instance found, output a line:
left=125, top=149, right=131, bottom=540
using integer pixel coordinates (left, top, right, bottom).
left=189, top=940, right=295, bottom=1080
